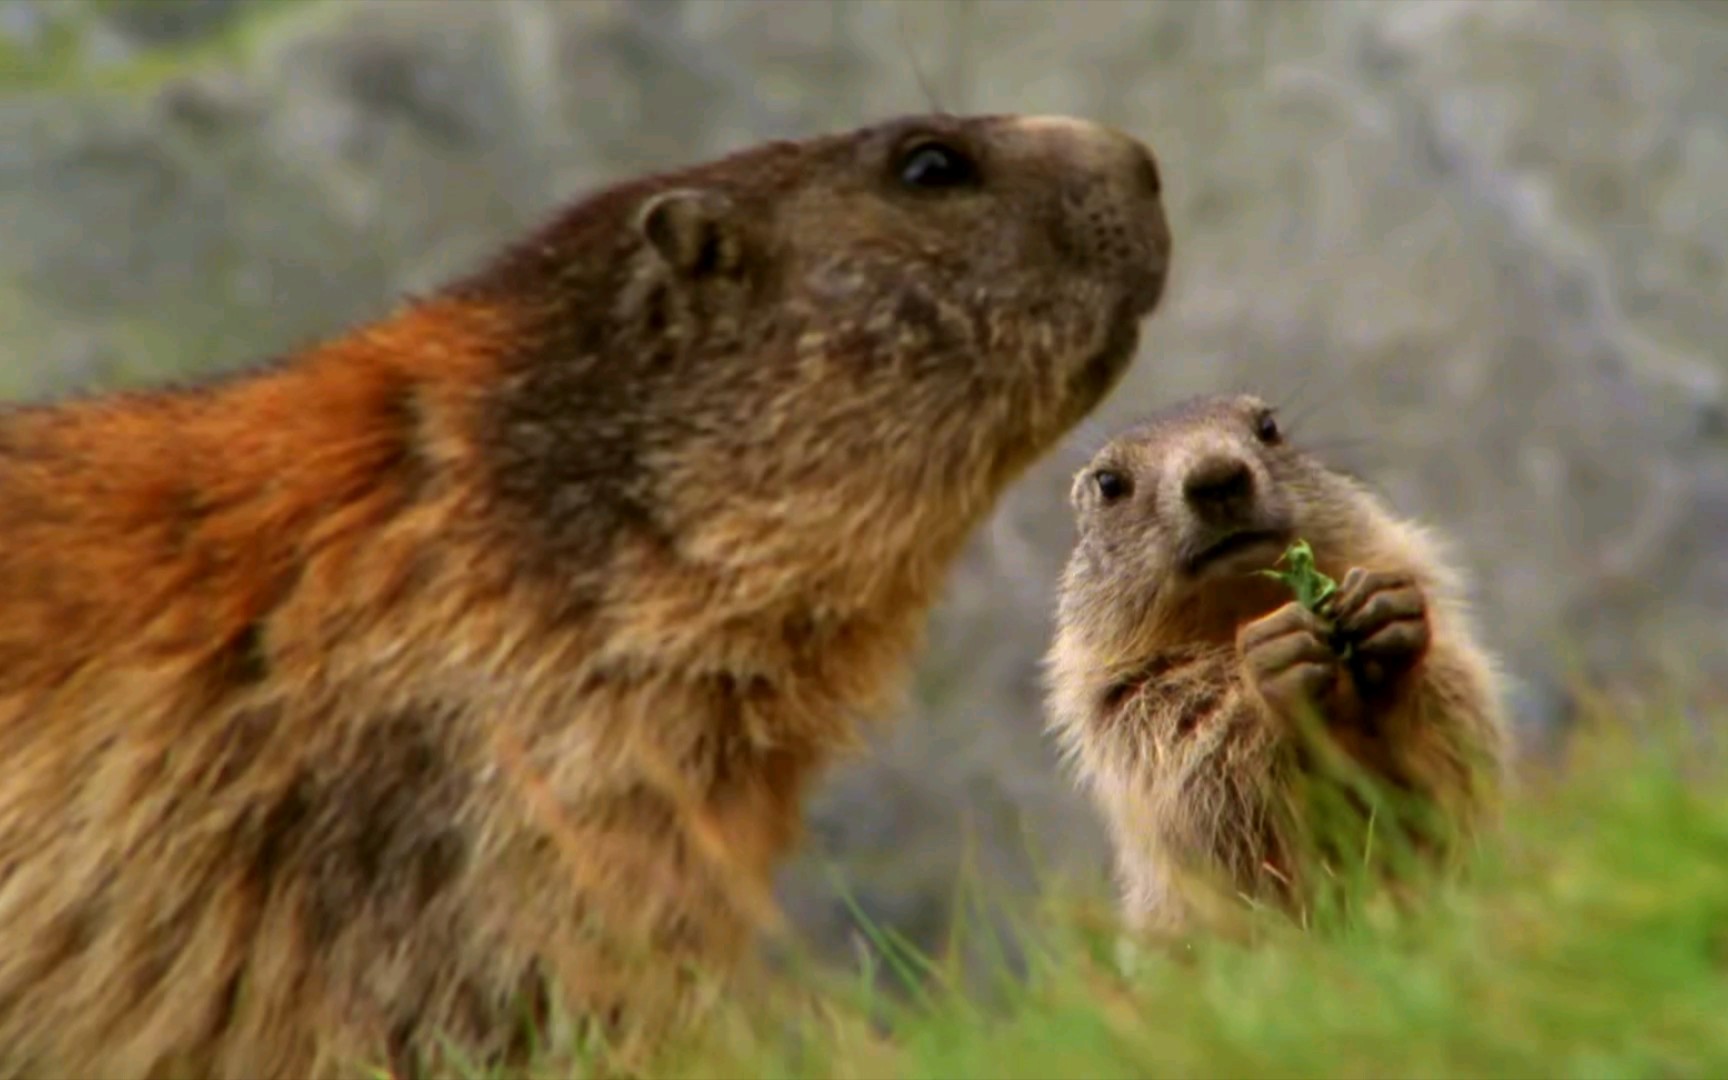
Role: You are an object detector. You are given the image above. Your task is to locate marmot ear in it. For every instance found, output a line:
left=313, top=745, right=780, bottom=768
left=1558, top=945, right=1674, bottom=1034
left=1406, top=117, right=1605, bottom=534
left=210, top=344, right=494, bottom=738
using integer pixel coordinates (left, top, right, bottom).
left=1069, top=468, right=1091, bottom=510
left=634, top=188, right=741, bottom=278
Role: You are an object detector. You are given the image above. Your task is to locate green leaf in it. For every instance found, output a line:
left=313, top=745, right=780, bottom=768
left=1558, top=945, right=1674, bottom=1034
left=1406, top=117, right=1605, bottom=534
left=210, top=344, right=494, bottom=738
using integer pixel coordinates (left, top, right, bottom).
left=1256, top=538, right=1340, bottom=614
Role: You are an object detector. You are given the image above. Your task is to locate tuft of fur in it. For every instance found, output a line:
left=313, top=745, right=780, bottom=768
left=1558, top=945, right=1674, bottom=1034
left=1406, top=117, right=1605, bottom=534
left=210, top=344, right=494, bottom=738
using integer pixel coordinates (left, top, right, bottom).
left=1045, top=394, right=1508, bottom=933
left=0, top=113, right=1171, bottom=1078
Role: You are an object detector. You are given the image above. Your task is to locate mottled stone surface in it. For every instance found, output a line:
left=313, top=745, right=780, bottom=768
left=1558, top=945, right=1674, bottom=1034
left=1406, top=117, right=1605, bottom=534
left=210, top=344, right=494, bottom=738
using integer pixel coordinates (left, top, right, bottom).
left=3, top=0, right=1725, bottom=964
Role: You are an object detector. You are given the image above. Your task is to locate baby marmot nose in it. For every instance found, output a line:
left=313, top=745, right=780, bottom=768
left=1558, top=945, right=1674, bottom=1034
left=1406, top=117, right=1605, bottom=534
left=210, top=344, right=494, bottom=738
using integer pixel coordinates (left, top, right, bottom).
left=1182, top=454, right=1254, bottom=518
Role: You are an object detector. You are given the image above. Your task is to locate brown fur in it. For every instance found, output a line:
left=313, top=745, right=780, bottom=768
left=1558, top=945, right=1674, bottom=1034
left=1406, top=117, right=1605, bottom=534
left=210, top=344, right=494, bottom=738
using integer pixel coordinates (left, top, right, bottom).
left=0, top=113, right=1171, bottom=1077
left=1045, top=394, right=1508, bottom=933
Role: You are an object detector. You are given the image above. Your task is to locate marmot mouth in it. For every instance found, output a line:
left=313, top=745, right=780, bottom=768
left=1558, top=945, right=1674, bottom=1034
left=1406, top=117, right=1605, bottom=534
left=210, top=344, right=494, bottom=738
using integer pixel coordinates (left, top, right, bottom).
left=1181, top=527, right=1293, bottom=576
left=1070, top=315, right=1143, bottom=416
left=1127, top=263, right=1168, bottom=317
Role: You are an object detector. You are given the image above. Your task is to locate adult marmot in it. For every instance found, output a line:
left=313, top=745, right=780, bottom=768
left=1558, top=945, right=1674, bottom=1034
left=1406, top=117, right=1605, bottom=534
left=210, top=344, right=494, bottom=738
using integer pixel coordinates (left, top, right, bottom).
left=0, top=113, right=1171, bottom=1077
left=1046, top=393, right=1507, bottom=932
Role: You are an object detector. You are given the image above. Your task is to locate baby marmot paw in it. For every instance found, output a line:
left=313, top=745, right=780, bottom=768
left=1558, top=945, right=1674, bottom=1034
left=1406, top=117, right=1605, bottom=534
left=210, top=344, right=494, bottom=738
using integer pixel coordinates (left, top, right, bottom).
left=1237, top=599, right=1343, bottom=723
left=1237, top=567, right=1432, bottom=724
left=1327, top=568, right=1431, bottom=694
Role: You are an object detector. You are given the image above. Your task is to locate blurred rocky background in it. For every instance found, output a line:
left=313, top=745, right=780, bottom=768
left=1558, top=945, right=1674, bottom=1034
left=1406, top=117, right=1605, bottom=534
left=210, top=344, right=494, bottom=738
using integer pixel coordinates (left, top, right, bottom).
left=3, top=0, right=1725, bottom=969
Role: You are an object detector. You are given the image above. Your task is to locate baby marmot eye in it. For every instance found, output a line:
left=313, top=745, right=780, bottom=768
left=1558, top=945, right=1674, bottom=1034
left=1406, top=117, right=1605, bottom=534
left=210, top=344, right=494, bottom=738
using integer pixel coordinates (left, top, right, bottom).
left=1253, top=410, right=1281, bottom=445
left=1093, top=468, right=1130, bottom=503
left=897, top=140, right=979, bottom=190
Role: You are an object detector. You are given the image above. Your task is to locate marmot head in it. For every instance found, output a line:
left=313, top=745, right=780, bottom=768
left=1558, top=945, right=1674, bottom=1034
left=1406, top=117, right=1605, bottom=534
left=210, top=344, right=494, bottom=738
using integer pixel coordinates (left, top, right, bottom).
left=468, top=112, right=1173, bottom=607
left=1057, top=393, right=1374, bottom=656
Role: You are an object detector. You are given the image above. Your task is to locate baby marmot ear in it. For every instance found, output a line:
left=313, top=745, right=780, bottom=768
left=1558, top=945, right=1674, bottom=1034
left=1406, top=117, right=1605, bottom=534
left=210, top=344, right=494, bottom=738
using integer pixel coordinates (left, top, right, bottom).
left=1070, top=468, right=1093, bottom=511
left=634, top=188, right=741, bottom=278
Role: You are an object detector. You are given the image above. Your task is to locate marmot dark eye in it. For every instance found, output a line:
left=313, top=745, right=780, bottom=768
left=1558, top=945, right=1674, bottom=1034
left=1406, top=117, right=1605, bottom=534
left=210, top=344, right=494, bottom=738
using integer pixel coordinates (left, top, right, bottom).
left=1093, top=469, right=1130, bottom=502
left=1254, top=411, right=1281, bottom=444
left=897, top=140, right=979, bottom=190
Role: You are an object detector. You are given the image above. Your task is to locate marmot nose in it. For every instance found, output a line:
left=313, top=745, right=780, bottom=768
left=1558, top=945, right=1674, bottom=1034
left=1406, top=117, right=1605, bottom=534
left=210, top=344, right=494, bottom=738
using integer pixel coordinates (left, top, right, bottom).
left=1009, top=115, right=1161, bottom=196
left=1182, top=455, right=1254, bottom=516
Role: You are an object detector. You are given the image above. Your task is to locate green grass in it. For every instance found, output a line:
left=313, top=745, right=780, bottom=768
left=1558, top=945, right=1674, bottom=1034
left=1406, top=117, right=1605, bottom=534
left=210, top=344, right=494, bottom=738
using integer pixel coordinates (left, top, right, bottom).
left=479, top=699, right=1728, bottom=1080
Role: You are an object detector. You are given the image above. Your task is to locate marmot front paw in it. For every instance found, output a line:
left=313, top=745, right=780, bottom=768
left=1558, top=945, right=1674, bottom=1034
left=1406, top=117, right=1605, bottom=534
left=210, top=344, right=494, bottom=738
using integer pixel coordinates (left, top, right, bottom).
left=1238, top=599, right=1341, bottom=721
left=1329, top=568, right=1430, bottom=692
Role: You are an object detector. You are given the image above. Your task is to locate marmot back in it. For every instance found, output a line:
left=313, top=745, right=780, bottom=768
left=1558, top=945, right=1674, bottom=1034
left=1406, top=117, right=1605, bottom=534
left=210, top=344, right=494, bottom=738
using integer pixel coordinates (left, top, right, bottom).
left=0, top=113, right=1172, bottom=1078
left=1046, top=393, right=1508, bottom=932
